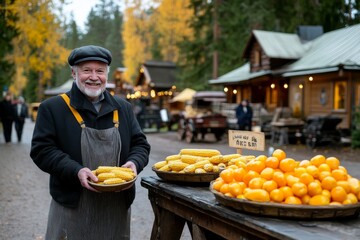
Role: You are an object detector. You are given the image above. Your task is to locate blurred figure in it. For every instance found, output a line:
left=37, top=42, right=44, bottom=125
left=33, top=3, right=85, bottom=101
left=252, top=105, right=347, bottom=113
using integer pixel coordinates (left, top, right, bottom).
left=14, top=96, right=28, bottom=142
left=235, top=99, right=253, bottom=131
left=0, top=92, right=15, bottom=143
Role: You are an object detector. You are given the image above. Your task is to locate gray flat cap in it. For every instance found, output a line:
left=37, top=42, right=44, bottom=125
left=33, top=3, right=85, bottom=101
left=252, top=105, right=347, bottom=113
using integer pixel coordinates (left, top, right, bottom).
left=68, top=45, right=112, bottom=66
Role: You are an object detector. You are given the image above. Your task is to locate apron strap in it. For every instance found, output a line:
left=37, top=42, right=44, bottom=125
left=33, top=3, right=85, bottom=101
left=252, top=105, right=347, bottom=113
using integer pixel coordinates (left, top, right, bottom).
left=60, top=93, right=119, bottom=128
left=60, top=93, right=86, bottom=128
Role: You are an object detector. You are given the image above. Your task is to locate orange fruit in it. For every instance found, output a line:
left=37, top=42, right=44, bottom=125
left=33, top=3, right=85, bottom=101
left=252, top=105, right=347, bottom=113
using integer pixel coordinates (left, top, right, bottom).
left=244, top=189, right=270, bottom=202
left=255, top=155, right=268, bottom=163
left=224, top=192, right=234, bottom=198
left=219, top=183, right=230, bottom=194
left=265, top=157, right=279, bottom=169
left=280, top=186, right=294, bottom=198
left=273, top=171, right=286, bottom=187
left=286, top=174, right=300, bottom=187
left=318, top=163, right=331, bottom=172
left=331, top=169, right=348, bottom=181
left=346, top=193, right=358, bottom=204
left=246, top=160, right=266, bottom=173
left=310, top=155, right=326, bottom=167
left=212, top=178, right=224, bottom=192
left=249, top=177, right=265, bottom=189
left=291, top=182, right=308, bottom=197
left=299, top=173, right=314, bottom=185
left=284, top=196, right=302, bottom=204
left=308, top=181, right=322, bottom=197
left=262, top=180, right=278, bottom=193
left=326, top=157, right=340, bottom=170
left=260, top=167, right=275, bottom=180
left=243, top=170, right=260, bottom=186
left=270, top=189, right=285, bottom=203
left=235, top=160, right=247, bottom=169
left=233, top=168, right=247, bottom=182
left=337, top=180, right=351, bottom=193
left=301, top=194, right=311, bottom=204
left=294, top=167, right=307, bottom=178
left=330, top=186, right=347, bottom=202
left=329, top=202, right=342, bottom=206
left=318, top=171, right=331, bottom=181
left=306, top=165, right=319, bottom=178
left=321, top=176, right=337, bottom=191
left=279, top=158, right=298, bottom=172
left=220, top=169, right=234, bottom=183
left=299, top=160, right=311, bottom=168
left=322, top=189, right=331, bottom=199
left=272, top=149, right=286, bottom=161
left=348, top=178, right=360, bottom=195
left=229, top=182, right=245, bottom=197
left=338, top=166, right=348, bottom=175
left=309, top=195, right=330, bottom=206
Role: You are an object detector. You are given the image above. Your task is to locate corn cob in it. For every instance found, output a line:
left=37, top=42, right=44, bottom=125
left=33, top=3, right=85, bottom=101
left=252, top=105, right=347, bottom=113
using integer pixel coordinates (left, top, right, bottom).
left=179, top=149, right=221, bottom=157
left=181, top=155, right=200, bottom=164
left=209, top=155, right=224, bottom=164
left=165, top=154, right=181, bottom=162
left=96, top=166, right=116, bottom=174
left=195, top=168, right=206, bottom=173
left=159, top=164, right=171, bottom=172
left=212, top=165, right=220, bottom=173
left=114, top=167, right=134, bottom=172
left=183, top=164, right=196, bottom=173
left=217, top=163, right=226, bottom=169
left=193, top=159, right=210, bottom=169
left=168, top=161, right=189, bottom=171
left=97, top=172, right=116, bottom=181
left=223, top=154, right=242, bottom=162
left=203, top=163, right=214, bottom=172
left=112, top=170, right=134, bottom=181
left=153, top=161, right=167, bottom=170
left=103, top=178, right=126, bottom=185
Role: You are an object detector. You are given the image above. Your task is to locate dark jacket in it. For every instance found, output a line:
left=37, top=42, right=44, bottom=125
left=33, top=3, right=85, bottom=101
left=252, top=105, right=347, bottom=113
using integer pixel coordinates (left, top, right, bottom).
left=235, top=104, right=253, bottom=129
left=30, top=83, right=150, bottom=208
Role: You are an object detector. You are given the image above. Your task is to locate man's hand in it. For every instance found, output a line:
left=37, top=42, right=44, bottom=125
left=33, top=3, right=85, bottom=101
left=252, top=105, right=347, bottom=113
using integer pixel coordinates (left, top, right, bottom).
left=121, top=161, right=137, bottom=175
left=78, top=167, right=100, bottom=192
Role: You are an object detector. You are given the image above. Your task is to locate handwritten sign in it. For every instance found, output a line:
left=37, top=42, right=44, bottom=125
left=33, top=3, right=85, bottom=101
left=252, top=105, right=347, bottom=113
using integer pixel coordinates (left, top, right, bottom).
left=228, top=130, right=265, bottom=151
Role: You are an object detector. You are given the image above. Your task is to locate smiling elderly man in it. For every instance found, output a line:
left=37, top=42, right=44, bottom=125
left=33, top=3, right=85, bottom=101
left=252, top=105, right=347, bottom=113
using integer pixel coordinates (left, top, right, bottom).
left=30, top=45, right=150, bottom=240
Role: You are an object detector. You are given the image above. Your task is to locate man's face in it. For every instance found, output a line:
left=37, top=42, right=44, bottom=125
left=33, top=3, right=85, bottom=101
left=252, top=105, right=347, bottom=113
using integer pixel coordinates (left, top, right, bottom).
left=72, top=61, right=108, bottom=101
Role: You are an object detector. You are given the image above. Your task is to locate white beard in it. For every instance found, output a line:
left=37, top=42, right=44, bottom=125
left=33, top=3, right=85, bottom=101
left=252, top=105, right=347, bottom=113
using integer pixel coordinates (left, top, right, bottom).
left=75, top=75, right=106, bottom=100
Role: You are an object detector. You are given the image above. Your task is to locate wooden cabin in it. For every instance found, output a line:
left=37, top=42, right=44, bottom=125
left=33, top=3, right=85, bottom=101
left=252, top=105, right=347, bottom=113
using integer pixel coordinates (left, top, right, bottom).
left=209, top=24, right=360, bottom=129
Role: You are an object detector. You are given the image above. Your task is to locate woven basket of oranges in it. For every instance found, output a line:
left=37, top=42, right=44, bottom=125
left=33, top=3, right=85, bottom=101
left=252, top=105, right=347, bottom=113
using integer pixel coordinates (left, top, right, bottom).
left=210, top=149, right=360, bottom=219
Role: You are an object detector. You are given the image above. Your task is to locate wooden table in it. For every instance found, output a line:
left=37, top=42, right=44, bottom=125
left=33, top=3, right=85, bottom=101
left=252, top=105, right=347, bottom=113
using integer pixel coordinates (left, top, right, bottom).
left=141, top=176, right=360, bottom=240
left=270, top=120, right=304, bottom=145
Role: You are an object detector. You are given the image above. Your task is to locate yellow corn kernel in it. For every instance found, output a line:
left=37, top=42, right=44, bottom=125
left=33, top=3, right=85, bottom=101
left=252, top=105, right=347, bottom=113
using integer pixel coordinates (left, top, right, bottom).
left=195, top=168, right=207, bottom=173
left=158, top=164, right=171, bottom=172
left=97, top=172, right=116, bottom=181
left=181, top=155, right=200, bottom=164
left=179, top=149, right=221, bottom=157
left=168, top=161, right=189, bottom=171
left=154, top=161, right=167, bottom=169
left=203, top=163, right=214, bottom=172
left=112, top=170, right=135, bottom=181
left=103, top=178, right=126, bottom=185
left=209, top=155, right=224, bottom=164
left=165, top=154, right=181, bottom=162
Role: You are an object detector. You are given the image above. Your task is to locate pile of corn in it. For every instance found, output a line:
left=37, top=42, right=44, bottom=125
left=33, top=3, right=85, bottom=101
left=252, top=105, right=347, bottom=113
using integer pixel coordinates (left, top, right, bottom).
left=153, top=149, right=251, bottom=174
left=91, top=166, right=135, bottom=185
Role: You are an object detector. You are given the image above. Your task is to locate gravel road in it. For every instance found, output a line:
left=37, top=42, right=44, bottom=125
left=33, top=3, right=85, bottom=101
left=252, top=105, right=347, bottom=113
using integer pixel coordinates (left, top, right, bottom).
left=1, top=120, right=360, bottom=239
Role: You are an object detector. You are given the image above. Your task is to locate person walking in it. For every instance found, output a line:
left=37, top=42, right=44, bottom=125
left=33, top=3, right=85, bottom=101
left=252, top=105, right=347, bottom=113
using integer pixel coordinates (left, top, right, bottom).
left=13, top=96, right=28, bottom=142
left=0, top=92, right=15, bottom=143
left=235, top=99, right=253, bottom=131
left=30, top=45, right=151, bottom=240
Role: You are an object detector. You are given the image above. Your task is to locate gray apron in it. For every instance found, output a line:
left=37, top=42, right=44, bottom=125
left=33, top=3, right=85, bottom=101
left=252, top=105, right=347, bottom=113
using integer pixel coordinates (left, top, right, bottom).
left=45, top=94, right=130, bottom=240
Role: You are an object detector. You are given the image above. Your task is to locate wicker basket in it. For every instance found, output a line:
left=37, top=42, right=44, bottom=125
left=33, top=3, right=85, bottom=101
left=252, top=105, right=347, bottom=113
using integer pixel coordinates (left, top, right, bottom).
left=152, top=167, right=219, bottom=183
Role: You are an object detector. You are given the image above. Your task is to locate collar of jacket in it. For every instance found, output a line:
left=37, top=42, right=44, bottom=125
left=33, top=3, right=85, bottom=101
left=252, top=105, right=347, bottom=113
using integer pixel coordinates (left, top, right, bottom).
left=67, top=82, right=120, bottom=117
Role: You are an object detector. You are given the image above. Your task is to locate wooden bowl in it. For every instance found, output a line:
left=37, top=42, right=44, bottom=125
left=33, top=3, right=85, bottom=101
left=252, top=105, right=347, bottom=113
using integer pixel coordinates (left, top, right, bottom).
left=88, top=176, right=137, bottom=192
left=152, top=167, right=219, bottom=183
left=210, top=181, right=360, bottom=220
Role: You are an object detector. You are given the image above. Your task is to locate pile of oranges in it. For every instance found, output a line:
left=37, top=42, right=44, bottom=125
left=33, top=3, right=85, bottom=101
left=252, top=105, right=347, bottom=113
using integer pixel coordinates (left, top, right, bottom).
left=212, top=149, right=360, bottom=206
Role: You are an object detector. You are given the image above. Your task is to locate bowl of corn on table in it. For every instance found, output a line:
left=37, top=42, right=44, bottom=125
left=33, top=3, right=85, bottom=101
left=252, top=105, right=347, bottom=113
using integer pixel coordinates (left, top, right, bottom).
left=88, top=166, right=137, bottom=192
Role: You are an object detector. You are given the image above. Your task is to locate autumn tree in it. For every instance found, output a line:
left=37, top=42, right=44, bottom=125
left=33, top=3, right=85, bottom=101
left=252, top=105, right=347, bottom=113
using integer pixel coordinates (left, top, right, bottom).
left=6, top=0, right=68, bottom=101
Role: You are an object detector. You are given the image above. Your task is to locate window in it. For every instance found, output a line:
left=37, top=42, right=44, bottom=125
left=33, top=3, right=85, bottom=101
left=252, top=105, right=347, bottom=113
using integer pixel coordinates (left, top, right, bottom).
left=254, top=50, right=261, bottom=66
left=334, top=81, right=346, bottom=110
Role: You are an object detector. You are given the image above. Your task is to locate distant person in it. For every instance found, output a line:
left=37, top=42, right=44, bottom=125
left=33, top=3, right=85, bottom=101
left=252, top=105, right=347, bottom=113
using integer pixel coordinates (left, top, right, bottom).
left=0, top=92, right=15, bottom=143
left=30, top=45, right=150, bottom=239
left=13, top=96, right=28, bottom=142
left=235, top=99, right=253, bottom=130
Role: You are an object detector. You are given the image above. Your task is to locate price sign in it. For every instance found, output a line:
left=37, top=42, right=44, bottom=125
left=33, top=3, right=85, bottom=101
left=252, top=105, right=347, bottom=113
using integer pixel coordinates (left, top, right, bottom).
left=228, top=130, right=265, bottom=154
